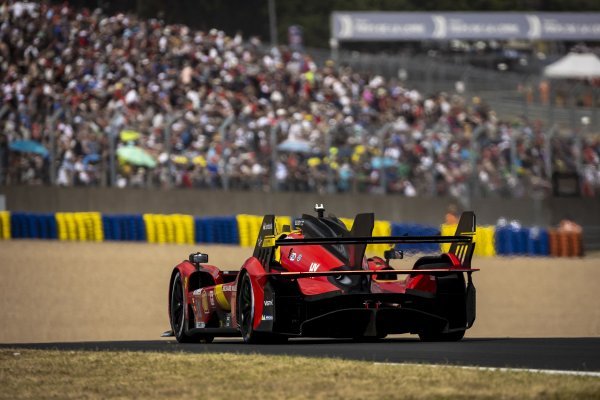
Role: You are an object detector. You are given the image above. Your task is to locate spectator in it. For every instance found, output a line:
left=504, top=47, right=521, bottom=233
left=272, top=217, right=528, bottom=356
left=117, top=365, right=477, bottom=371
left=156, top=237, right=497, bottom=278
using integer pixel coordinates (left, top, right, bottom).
left=0, top=2, right=596, bottom=200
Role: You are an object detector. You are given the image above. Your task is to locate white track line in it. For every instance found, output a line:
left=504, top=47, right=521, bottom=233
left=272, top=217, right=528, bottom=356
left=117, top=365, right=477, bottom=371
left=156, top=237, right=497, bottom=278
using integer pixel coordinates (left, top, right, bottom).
left=373, top=363, right=600, bottom=378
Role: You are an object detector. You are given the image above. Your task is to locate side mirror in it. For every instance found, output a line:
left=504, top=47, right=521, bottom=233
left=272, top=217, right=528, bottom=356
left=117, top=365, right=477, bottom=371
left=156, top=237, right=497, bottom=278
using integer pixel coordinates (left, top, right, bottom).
left=189, top=252, right=209, bottom=264
left=383, top=249, right=403, bottom=262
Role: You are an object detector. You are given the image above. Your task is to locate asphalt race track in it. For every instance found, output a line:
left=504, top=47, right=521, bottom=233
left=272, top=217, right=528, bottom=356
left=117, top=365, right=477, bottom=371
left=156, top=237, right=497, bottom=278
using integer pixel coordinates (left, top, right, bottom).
left=3, top=337, right=599, bottom=372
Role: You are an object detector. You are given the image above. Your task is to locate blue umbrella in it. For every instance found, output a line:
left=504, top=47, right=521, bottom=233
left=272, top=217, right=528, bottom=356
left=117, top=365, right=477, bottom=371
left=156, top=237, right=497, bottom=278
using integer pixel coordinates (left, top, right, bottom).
left=83, top=153, right=101, bottom=165
left=9, top=140, right=49, bottom=156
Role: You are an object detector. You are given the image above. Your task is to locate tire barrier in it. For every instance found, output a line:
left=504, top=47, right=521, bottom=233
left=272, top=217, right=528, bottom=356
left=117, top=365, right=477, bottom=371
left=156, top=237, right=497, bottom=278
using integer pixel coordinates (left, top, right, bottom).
left=236, top=214, right=264, bottom=247
left=143, top=214, right=195, bottom=245
left=2, top=210, right=580, bottom=257
left=548, top=229, right=583, bottom=257
left=369, top=220, right=392, bottom=256
left=440, top=224, right=496, bottom=257
left=194, top=216, right=238, bottom=245
left=102, top=214, right=145, bottom=242
left=236, top=214, right=291, bottom=247
left=275, top=216, right=292, bottom=235
left=0, top=211, right=10, bottom=239
left=328, top=217, right=390, bottom=255
left=495, top=226, right=550, bottom=256
left=392, top=223, right=440, bottom=254
left=10, top=212, right=57, bottom=239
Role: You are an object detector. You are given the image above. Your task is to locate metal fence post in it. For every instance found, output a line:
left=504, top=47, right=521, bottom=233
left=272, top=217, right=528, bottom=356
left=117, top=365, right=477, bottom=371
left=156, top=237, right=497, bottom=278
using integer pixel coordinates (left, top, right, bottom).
left=469, top=125, right=485, bottom=209
left=326, top=124, right=335, bottom=194
left=510, top=126, right=518, bottom=181
left=544, top=125, right=556, bottom=181
left=108, top=112, right=122, bottom=188
left=47, top=108, right=62, bottom=185
left=270, top=121, right=280, bottom=192
left=219, top=114, right=235, bottom=191
left=377, top=123, right=392, bottom=195
left=164, top=114, right=174, bottom=188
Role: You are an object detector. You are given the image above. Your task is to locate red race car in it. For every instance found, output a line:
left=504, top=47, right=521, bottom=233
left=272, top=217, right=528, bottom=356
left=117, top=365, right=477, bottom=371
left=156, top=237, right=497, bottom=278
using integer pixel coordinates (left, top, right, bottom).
left=166, top=205, right=478, bottom=343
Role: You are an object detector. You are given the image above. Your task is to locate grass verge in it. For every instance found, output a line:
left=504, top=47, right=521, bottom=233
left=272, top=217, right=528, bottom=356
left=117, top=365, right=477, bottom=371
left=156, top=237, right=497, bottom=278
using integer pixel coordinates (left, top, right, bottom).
left=1, top=349, right=599, bottom=399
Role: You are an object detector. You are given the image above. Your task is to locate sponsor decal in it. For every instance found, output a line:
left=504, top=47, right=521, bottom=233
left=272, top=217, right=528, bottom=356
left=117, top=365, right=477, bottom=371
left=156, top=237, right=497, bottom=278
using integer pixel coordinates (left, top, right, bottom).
left=221, top=284, right=235, bottom=292
left=195, top=322, right=206, bottom=329
left=297, top=254, right=302, bottom=262
left=264, top=300, right=273, bottom=306
left=289, top=252, right=296, bottom=261
left=309, top=262, right=320, bottom=272
left=261, top=315, right=274, bottom=321
left=263, top=223, right=273, bottom=230
left=200, top=290, right=209, bottom=313
left=208, top=290, right=215, bottom=307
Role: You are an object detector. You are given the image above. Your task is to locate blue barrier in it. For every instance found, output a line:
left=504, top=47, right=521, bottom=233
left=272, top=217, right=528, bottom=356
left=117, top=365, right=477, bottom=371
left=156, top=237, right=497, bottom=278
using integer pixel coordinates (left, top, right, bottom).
left=194, top=216, right=238, bottom=244
left=392, top=223, right=440, bottom=254
left=495, top=226, right=550, bottom=256
left=101, top=215, right=144, bottom=242
left=9, top=212, right=53, bottom=239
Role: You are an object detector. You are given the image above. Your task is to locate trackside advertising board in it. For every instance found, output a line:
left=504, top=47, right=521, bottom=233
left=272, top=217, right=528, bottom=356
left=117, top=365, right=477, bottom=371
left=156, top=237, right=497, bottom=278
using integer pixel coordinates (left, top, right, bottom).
left=331, top=12, right=600, bottom=41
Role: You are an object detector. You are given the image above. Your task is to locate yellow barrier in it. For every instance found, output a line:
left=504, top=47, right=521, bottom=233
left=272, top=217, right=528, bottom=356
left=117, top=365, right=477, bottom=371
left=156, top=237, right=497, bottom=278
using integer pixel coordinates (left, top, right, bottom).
left=75, top=213, right=87, bottom=241
left=0, top=211, right=10, bottom=239
left=330, top=216, right=392, bottom=256
left=55, top=212, right=104, bottom=242
left=441, top=224, right=496, bottom=257
left=65, top=213, right=77, bottom=241
left=143, top=213, right=194, bottom=245
left=236, top=214, right=264, bottom=247
left=87, top=212, right=101, bottom=242
left=55, top=213, right=67, bottom=241
left=368, top=220, right=392, bottom=256
left=339, top=217, right=354, bottom=231
left=181, top=214, right=195, bottom=245
left=275, top=216, right=292, bottom=234
left=144, top=214, right=157, bottom=243
left=236, top=215, right=295, bottom=247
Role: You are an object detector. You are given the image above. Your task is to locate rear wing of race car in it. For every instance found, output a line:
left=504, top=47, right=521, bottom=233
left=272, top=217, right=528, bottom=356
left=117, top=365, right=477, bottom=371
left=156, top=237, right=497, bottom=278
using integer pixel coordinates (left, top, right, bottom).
left=267, top=267, right=478, bottom=279
left=254, top=212, right=478, bottom=274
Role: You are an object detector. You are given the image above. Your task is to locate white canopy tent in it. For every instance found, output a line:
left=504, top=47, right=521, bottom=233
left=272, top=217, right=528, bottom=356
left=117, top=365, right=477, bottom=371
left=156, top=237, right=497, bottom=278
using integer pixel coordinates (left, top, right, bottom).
left=542, top=53, right=600, bottom=184
left=544, top=53, right=600, bottom=79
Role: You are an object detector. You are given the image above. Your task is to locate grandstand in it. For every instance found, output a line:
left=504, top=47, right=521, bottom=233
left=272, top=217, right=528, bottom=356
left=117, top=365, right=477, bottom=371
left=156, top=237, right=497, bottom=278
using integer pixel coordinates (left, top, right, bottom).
left=0, top=1, right=599, bottom=202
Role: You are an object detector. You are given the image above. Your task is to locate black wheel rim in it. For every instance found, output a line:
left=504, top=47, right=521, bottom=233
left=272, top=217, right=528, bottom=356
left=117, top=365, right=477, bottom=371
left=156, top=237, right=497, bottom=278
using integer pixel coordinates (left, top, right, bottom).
left=239, top=275, right=253, bottom=337
left=171, top=275, right=184, bottom=335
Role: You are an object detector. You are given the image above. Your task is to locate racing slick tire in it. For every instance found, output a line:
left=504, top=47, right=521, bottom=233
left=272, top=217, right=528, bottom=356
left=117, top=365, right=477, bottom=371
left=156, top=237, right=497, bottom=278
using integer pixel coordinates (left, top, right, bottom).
left=414, top=257, right=466, bottom=342
left=237, top=273, right=287, bottom=344
left=170, top=272, right=214, bottom=344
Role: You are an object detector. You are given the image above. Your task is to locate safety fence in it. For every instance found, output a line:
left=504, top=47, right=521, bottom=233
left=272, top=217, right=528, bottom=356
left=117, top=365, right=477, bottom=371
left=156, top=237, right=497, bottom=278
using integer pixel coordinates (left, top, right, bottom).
left=0, top=211, right=584, bottom=257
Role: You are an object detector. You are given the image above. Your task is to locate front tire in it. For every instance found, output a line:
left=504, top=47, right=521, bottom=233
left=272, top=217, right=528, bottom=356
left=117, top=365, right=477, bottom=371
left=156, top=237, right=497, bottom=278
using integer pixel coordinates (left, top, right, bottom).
left=170, top=272, right=214, bottom=343
left=238, top=273, right=259, bottom=343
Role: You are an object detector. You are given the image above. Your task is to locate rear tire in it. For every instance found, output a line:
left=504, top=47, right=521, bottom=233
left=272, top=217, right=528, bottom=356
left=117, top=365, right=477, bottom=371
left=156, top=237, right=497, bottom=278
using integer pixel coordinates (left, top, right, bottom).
left=237, top=273, right=287, bottom=344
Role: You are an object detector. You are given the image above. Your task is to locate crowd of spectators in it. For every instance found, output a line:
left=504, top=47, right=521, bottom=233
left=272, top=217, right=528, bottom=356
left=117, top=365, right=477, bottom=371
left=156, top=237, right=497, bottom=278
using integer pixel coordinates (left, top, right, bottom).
left=1, top=1, right=599, bottom=199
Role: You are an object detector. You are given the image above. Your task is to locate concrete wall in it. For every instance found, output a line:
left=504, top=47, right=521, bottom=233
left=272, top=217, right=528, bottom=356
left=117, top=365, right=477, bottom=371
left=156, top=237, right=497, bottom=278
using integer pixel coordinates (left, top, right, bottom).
left=2, top=185, right=599, bottom=227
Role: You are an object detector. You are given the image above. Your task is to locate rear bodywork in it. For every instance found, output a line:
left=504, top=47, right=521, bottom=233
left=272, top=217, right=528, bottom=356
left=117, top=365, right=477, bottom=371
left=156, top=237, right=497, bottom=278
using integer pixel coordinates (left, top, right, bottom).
left=168, top=209, right=478, bottom=342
